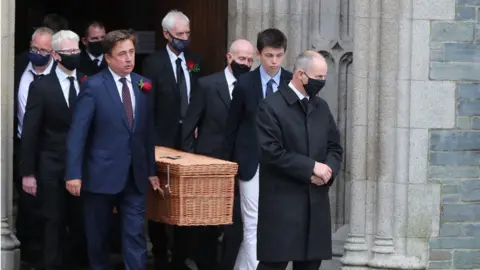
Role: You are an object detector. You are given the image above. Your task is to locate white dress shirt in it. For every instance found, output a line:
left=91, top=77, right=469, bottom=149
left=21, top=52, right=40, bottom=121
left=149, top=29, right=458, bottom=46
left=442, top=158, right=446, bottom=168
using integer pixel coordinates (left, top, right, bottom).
left=166, top=45, right=191, bottom=102
left=17, top=59, right=55, bottom=138
left=288, top=82, right=309, bottom=100
left=87, top=52, right=103, bottom=66
left=224, top=67, right=236, bottom=99
left=108, top=67, right=136, bottom=118
left=55, top=67, right=80, bottom=107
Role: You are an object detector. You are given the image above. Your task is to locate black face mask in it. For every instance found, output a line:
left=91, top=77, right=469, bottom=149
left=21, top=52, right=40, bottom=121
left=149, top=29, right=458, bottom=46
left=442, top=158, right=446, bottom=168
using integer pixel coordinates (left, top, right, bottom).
left=302, top=73, right=325, bottom=97
left=87, top=41, right=103, bottom=57
left=168, top=32, right=190, bottom=53
left=230, top=60, right=251, bottom=79
left=58, top=53, right=81, bottom=71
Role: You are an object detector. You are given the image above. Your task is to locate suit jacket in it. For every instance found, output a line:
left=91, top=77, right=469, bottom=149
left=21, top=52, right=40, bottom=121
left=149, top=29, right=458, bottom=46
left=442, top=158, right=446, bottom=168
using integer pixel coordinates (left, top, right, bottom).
left=65, top=69, right=156, bottom=194
left=181, top=71, right=231, bottom=159
left=223, top=67, right=293, bottom=181
left=142, top=48, right=205, bottom=147
left=255, top=83, right=343, bottom=262
left=78, top=50, right=107, bottom=76
left=19, top=70, right=85, bottom=179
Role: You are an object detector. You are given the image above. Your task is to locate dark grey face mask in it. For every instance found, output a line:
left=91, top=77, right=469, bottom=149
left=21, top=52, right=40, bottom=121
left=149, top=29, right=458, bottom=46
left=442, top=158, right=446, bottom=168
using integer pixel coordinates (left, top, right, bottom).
left=168, top=32, right=190, bottom=52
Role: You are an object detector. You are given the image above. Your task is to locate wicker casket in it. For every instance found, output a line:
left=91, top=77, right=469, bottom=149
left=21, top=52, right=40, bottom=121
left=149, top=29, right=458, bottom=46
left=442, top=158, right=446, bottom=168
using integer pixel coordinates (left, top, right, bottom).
left=146, top=146, right=238, bottom=226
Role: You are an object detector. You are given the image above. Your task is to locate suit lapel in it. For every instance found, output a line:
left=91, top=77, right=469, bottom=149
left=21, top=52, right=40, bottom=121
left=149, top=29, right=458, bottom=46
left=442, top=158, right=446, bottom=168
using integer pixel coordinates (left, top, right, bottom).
left=131, top=73, right=142, bottom=132
left=160, top=50, right=178, bottom=95
left=253, top=68, right=263, bottom=101
left=52, top=73, right=69, bottom=111
left=102, top=70, right=131, bottom=131
left=216, top=72, right=231, bottom=109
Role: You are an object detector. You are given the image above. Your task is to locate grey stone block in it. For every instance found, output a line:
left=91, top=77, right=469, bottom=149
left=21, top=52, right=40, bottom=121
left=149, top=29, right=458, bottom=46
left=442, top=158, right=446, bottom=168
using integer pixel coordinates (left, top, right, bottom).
left=429, top=237, right=480, bottom=249
left=444, top=43, right=480, bottom=62
left=460, top=179, right=480, bottom=202
left=428, top=260, right=452, bottom=269
left=458, top=100, right=480, bottom=116
left=456, top=116, right=471, bottom=129
left=458, top=0, right=480, bottom=5
left=430, top=50, right=444, bottom=61
left=430, top=250, right=452, bottom=261
left=442, top=204, right=480, bottom=222
left=456, top=6, right=476, bottom=20
left=429, top=166, right=480, bottom=178
left=472, top=117, right=480, bottom=129
left=443, top=184, right=459, bottom=194
left=430, top=131, right=480, bottom=151
left=464, top=224, right=480, bottom=236
left=431, top=22, right=474, bottom=42
left=430, top=62, right=480, bottom=81
left=430, top=151, right=480, bottom=165
left=443, top=194, right=460, bottom=203
left=459, top=83, right=480, bottom=99
left=439, top=223, right=463, bottom=236
left=453, top=251, right=480, bottom=268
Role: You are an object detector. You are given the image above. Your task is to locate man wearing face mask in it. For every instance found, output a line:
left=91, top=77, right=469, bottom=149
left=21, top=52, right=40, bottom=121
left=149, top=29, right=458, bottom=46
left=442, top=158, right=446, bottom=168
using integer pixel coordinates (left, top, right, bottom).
left=255, top=51, right=343, bottom=270
left=142, top=9, right=205, bottom=270
left=181, top=39, right=254, bottom=270
left=19, top=30, right=88, bottom=270
left=79, top=21, right=107, bottom=76
left=13, top=26, right=56, bottom=269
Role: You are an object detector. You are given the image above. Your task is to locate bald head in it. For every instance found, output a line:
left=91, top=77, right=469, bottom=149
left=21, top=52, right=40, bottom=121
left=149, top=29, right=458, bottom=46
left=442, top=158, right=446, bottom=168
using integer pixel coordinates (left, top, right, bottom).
left=227, top=39, right=255, bottom=78
left=292, top=50, right=328, bottom=97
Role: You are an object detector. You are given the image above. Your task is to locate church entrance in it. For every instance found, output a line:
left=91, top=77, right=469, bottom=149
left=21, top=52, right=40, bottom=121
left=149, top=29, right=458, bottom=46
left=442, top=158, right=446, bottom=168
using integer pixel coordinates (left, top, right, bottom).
left=14, top=0, right=228, bottom=74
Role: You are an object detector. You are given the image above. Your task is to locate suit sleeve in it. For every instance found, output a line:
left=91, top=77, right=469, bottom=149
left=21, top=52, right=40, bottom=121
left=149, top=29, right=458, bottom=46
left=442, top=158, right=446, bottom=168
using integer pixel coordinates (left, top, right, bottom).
left=324, top=106, right=343, bottom=186
left=19, top=81, right=44, bottom=177
left=256, top=101, right=315, bottom=184
left=222, top=82, right=245, bottom=161
left=65, top=81, right=95, bottom=181
left=181, top=77, right=206, bottom=152
left=145, top=86, right=156, bottom=177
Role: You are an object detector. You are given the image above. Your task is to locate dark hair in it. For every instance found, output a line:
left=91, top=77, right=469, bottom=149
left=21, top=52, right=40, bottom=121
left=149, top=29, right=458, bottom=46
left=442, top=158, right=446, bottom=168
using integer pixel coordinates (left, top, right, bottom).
left=42, top=14, right=68, bottom=33
left=102, top=30, right=136, bottom=55
left=84, top=21, right=106, bottom=38
left=256, top=28, right=287, bottom=52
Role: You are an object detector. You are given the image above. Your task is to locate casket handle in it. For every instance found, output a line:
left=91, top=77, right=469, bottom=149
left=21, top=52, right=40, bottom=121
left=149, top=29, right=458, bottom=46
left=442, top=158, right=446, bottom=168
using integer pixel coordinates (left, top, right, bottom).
left=164, top=165, right=172, bottom=195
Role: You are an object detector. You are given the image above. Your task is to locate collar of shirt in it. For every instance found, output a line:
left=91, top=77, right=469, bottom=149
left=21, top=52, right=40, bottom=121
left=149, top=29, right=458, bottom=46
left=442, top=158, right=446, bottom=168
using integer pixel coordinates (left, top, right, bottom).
left=288, top=81, right=308, bottom=100
left=166, top=44, right=186, bottom=64
left=224, top=67, right=236, bottom=88
left=259, top=65, right=281, bottom=88
left=55, top=66, right=76, bottom=82
left=27, top=57, right=55, bottom=75
left=108, top=67, right=132, bottom=84
left=87, top=52, right=103, bottom=62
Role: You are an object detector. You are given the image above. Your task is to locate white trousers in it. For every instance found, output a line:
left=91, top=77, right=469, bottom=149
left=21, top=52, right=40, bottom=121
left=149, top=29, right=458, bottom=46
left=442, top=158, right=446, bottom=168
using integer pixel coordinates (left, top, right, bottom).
left=234, top=168, right=260, bottom=270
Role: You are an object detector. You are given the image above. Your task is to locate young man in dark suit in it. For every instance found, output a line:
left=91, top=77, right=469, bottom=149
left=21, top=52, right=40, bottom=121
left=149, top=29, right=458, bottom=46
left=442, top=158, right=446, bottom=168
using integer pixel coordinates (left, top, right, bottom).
left=255, top=50, right=343, bottom=270
left=19, top=30, right=87, bottom=270
left=79, top=21, right=107, bottom=76
left=182, top=39, right=255, bottom=270
left=13, top=26, right=56, bottom=269
left=223, top=28, right=292, bottom=269
left=142, top=10, right=205, bottom=270
left=65, top=29, right=160, bottom=270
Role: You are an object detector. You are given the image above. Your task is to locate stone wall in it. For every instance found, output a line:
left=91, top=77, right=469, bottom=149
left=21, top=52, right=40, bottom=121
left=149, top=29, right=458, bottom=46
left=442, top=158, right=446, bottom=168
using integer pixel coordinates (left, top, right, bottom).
left=428, top=0, right=480, bottom=269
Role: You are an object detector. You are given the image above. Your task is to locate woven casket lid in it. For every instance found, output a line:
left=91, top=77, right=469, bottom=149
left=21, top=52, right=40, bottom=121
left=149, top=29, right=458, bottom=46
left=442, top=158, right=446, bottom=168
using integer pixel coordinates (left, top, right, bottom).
left=155, top=146, right=238, bottom=176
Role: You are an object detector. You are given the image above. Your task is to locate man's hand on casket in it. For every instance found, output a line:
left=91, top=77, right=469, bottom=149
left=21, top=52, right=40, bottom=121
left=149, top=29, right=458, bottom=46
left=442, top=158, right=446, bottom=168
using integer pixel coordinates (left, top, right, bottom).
left=149, top=176, right=164, bottom=198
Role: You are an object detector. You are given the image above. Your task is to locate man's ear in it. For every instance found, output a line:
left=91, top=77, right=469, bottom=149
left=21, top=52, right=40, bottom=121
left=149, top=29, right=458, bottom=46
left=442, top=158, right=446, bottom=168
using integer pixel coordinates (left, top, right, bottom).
left=52, top=51, right=61, bottom=61
left=81, top=37, right=88, bottom=46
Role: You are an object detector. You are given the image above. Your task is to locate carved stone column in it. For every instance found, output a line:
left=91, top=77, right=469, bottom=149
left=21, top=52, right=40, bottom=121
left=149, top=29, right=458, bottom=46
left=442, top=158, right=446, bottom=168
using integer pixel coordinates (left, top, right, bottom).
left=1, top=0, right=21, bottom=269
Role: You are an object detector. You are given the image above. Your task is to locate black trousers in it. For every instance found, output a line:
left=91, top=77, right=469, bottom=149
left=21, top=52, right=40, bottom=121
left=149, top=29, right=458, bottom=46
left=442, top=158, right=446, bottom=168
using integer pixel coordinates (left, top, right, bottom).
left=219, top=194, right=243, bottom=270
left=39, top=176, right=87, bottom=269
left=257, top=261, right=322, bottom=270
left=191, top=226, right=221, bottom=270
left=13, top=138, right=44, bottom=267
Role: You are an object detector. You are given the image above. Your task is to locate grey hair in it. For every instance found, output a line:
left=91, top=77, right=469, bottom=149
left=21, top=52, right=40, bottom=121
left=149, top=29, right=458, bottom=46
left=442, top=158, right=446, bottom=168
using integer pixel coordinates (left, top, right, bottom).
left=31, top=27, right=54, bottom=41
left=162, top=10, right=190, bottom=31
left=51, top=30, right=80, bottom=51
left=293, top=50, right=324, bottom=73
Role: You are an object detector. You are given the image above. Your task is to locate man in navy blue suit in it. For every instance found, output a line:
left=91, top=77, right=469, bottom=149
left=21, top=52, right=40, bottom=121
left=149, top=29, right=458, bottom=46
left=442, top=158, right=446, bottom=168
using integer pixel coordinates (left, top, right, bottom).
left=65, top=29, right=161, bottom=270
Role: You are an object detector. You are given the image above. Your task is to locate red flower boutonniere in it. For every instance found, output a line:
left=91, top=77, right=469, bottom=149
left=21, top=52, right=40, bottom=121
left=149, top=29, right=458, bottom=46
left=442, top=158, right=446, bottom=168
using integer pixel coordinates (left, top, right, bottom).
left=80, top=75, right=87, bottom=83
left=138, top=79, right=152, bottom=92
left=186, top=60, right=200, bottom=73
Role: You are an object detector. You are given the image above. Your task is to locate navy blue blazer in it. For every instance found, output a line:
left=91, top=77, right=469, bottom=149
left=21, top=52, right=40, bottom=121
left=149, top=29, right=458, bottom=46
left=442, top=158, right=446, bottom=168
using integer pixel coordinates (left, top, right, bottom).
left=223, top=67, right=292, bottom=181
left=65, top=68, right=156, bottom=194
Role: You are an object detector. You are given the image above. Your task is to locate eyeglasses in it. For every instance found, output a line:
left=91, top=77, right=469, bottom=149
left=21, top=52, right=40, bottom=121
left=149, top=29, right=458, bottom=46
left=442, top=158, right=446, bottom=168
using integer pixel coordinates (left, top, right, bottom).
left=56, top=49, right=81, bottom=55
left=30, top=46, right=52, bottom=56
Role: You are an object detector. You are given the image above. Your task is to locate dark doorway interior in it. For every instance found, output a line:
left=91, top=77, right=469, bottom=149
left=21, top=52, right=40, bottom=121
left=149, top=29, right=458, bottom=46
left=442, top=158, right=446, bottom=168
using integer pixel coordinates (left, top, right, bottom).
left=15, top=0, right=228, bottom=75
